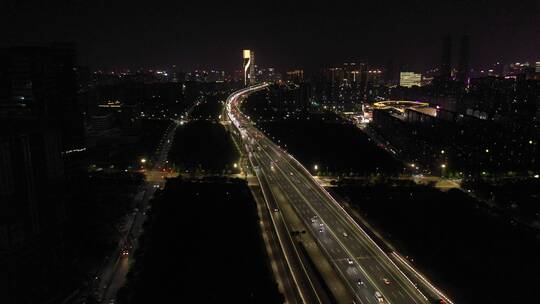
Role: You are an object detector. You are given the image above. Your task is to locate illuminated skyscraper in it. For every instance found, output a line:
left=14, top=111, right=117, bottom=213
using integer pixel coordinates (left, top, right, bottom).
left=242, top=49, right=255, bottom=86
left=250, top=51, right=256, bottom=83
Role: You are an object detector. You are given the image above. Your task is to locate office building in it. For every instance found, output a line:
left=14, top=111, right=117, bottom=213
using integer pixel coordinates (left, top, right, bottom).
left=366, top=69, right=383, bottom=85
left=327, top=67, right=344, bottom=84
left=250, top=51, right=256, bottom=83
left=400, top=72, right=422, bottom=87
left=286, top=70, right=304, bottom=84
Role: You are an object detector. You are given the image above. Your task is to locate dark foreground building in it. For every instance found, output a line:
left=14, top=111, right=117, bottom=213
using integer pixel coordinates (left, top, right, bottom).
left=0, top=44, right=79, bottom=303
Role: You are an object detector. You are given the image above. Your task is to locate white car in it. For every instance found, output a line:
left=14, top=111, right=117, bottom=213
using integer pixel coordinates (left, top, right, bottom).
left=347, top=258, right=354, bottom=265
left=375, top=291, right=384, bottom=303
left=343, top=232, right=348, bottom=237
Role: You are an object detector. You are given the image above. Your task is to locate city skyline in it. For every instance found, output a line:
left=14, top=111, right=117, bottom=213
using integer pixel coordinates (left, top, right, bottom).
left=2, top=2, right=540, bottom=304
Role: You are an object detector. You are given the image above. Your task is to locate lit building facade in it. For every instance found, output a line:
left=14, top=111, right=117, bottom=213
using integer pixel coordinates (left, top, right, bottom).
left=400, top=72, right=422, bottom=88
left=242, top=49, right=255, bottom=86
left=286, top=70, right=304, bottom=84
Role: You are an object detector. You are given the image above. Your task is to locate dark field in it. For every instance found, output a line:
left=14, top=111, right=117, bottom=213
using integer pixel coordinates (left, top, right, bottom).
left=190, top=96, right=224, bottom=121
left=334, top=183, right=540, bottom=304
left=258, top=117, right=404, bottom=176
left=117, top=178, right=283, bottom=303
left=243, top=89, right=402, bottom=175
left=87, top=119, right=173, bottom=168
left=462, top=177, right=540, bottom=226
left=169, top=121, right=239, bottom=174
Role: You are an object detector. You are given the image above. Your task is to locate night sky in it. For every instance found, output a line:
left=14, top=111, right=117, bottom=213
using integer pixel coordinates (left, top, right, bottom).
left=2, top=0, right=539, bottom=71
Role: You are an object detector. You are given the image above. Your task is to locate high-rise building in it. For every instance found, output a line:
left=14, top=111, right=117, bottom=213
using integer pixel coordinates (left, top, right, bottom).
left=243, top=50, right=251, bottom=86
left=286, top=70, right=304, bottom=84
left=0, top=44, right=85, bottom=150
left=535, top=61, right=540, bottom=73
left=327, top=67, right=344, bottom=84
left=384, top=60, right=397, bottom=85
left=0, top=44, right=79, bottom=286
left=0, top=45, right=71, bottom=301
left=250, top=51, right=256, bottom=83
left=242, top=49, right=255, bottom=86
left=440, top=35, right=452, bottom=80
left=457, top=35, right=470, bottom=84
left=400, top=72, right=422, bottom=87
left=0, top=120, right=68, bottom=303
left=366, top=69, right=383, bottom=85
left=342, top=62, right=357, bottom=83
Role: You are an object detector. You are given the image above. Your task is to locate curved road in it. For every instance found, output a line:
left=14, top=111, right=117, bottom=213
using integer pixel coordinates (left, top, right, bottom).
left=227, top=84, right=430, bottom=304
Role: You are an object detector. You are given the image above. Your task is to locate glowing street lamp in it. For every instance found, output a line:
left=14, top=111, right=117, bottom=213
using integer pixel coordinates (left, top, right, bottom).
left=233, top=163, right=238, bottom=169
left=441, top=164, right=446, bottom=169
left=140, top=158, right=147, bottom=164
left=314, top=164, right=319, bottom=170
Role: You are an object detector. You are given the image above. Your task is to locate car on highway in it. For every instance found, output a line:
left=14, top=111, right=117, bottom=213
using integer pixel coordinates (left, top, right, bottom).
left=383, top=278, right=391, bottom=285
left=357, top=279, right=365, bottom=286
left=343, top=232, right=348, bottom=237
left=318, top=228, right=324, bottom=233
left=374, top=291, right=384, bottom=303
left=347, top=258, right=354, bottom=265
